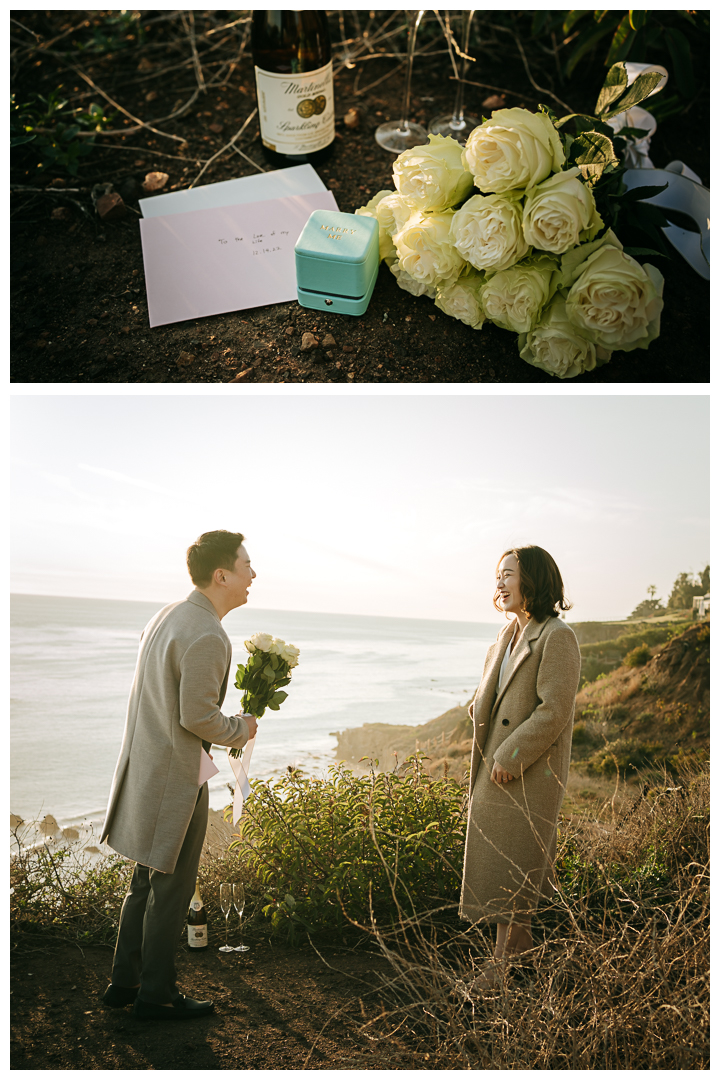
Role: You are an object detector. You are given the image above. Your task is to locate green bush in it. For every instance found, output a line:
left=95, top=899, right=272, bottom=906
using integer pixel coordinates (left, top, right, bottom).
left=11, top=842, right=132, bottom=945
left=229, top=756, right=467, bottom=939
left=584, top=738, right=665, bottom=778
left=624, top=643, right=652, bottom=668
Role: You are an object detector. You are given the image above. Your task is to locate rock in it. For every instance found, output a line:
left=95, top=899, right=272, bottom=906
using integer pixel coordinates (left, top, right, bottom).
left=142, top=171, right=169, bottom=193
left=176, top=351, right=195, bottom=367
left=231, top=367, right=252, bottom=381
left=50, top=206, right=71, bottom=221
left=342, top=345, right=355, bottom=354
left=343, top=107, right=361, bottom=128
left=96, top=192, right=127, bottom=221
left=39, top=814, right=60, bottom=837
left=321, top=333, right=336, bottom=347
left=285, top=325, right=296, bottom=336
left=300, top=332, right=319, bottom=351
left=209, top=122, right=224, bottom=134
left=144, top=89, right=158, bottom=103
left=326, top=351, right=334, bottom=360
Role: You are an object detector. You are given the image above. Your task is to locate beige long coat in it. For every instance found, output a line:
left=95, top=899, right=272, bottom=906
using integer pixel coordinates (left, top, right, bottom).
left=459, top=615, right=581, bottom=922
left=101, top=590, right=249, bottom=874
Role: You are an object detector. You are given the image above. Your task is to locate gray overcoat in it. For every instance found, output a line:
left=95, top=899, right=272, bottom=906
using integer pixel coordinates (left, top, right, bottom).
left=101, top=589, right=249, bottom=874
left=459, top=615, right=581, bottom=922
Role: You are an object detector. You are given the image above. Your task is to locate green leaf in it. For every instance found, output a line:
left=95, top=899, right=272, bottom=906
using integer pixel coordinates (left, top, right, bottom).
left=570, top=130, right=618, bottom=181
left=612, top=125, right=653, bottom=139
left=602, top=70, right=664, bottom=119
left=563, top=10, right=590, bottom=35
left=621, top=182, right=669, bottom=202
left=664, top=28, right=695, bottom=98
left=628, top=11, right=647, bottom=32
left=270, top=690, right=289, bottom=706
left=595, top=62, right=628, bottom=116
left=605, top=15, right=636, bottom=66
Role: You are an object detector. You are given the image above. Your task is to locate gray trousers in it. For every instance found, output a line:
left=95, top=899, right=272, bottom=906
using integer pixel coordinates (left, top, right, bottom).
left=110, top=783, right=209, bottom=1004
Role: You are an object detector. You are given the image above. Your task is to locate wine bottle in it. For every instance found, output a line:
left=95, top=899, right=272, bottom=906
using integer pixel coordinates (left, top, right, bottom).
left=187, top=880, right=208, bottom=950
left=251, top=10, right=335, bottom=167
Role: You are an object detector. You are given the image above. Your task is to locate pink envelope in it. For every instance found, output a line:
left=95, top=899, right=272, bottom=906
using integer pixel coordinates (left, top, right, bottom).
left=139, top=190, right=339, bottom=327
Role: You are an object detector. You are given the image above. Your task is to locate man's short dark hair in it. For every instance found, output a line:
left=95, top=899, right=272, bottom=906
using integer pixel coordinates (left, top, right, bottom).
left=187, top=530, right=246, bottom=587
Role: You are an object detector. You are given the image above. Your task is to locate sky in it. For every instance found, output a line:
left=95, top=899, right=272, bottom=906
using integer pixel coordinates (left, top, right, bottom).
left=10, top=393, right=709, bottom=624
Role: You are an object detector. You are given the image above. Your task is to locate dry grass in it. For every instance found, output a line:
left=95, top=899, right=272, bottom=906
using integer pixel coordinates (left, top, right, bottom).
left=352, top=763, right=709, bottom=1069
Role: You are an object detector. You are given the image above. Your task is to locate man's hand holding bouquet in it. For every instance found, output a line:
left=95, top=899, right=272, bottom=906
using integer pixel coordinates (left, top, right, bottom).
left=227, top=632, right=300, bottom=822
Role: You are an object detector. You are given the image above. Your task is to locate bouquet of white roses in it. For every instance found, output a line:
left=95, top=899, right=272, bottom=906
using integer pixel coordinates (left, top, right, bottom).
left=228, top=632, right=300, bottom=758
left=356, top=62, right=668, bottom=379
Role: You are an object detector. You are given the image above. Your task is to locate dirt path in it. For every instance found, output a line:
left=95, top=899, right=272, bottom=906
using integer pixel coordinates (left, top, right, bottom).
left=10, top=938, right=396, bottom=1070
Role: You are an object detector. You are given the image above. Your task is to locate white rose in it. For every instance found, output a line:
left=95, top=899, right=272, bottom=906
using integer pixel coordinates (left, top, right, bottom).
left=522, top=167, right=604, bottom=255
left=278, top=642, right=300, bottom=668
left=449, top=190, right=529, bottom=272
left=387, top=259, right=437, bottom=299
left=393, top=210, right=466, bottom=289
left=246, top=631, right=274, bottom=654
left=355, top=189, right=395, bottom=261
left=518, top=295, right=612, bottom=379
left=434, top=270, right=486, bottom=330
left=565, top=240, right=664, bottom=351
left=392, top=133, right=474, bottom=212
left=374, top=192, right=414, bottom=238
left=480, top=254, right=558, bottom=333
left=462, top=107, right=564, bottom=194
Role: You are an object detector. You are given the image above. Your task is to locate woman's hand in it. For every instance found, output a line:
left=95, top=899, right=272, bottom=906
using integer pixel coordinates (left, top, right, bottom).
left=491, top=762, right=515, bottom=784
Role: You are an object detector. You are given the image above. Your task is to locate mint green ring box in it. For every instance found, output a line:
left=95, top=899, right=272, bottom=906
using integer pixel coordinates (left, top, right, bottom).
left=295, top=209, right=379, bottom=316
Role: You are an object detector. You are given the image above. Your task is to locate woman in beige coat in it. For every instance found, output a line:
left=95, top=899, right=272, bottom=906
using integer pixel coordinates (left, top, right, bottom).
left=459, top=545, right=581, bottom=986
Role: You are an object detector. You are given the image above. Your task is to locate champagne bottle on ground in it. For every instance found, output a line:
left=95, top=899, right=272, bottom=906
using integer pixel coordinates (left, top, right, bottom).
left=251, top=10, right=335, bottom=167
left=187, top=880, right=208, bottom=950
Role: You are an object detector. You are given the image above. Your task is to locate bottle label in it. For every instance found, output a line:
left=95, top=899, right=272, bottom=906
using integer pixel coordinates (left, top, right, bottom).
left=188, top=923, right=207, bottom=947
left=190, top=900, right=203, bottom=911
left=255, top=60, right=334, bottom=155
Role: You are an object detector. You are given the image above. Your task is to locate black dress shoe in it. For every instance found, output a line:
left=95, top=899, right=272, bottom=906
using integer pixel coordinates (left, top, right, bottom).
left=133, top=994, right=214, bottom=1021
left=102, top=983, right=140, bottom=1008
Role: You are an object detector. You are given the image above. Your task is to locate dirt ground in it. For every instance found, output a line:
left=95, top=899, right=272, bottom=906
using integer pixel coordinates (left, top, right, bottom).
left=10, top=937, right=402, bottom=1070
left=10, top=11, right=709, bottom=385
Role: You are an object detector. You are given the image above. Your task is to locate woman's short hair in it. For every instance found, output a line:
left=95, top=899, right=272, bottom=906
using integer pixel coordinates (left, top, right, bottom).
left=495, top=545, right=572, bottom=621
left=187, top=530, right=246, bottom=587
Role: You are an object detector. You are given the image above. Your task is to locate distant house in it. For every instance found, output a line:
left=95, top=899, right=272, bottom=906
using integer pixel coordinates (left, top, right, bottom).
left=693, top=593, right=710, bottom=618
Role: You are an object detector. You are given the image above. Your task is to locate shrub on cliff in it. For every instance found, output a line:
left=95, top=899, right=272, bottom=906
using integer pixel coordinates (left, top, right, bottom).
left=228, top=756, right=467, bottom=939
left=624, top=642, right=652, bottom=668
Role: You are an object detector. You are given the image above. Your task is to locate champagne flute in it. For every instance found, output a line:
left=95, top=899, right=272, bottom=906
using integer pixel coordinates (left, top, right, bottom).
left=375, top=11, right=428, bottom=153
left=218, top=883, right=233, bottom=952
left=233, top=883, right=250, bottom=953
left=429, top=10, right=480, bottom=143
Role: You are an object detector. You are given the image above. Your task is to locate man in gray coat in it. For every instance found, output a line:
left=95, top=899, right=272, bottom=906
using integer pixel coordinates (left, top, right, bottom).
left=100, top=530, right=258, bottom=1021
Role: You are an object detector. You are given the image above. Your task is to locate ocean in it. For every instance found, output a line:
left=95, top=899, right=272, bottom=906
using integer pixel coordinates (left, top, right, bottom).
left=10, top=593, right=500, bottom=830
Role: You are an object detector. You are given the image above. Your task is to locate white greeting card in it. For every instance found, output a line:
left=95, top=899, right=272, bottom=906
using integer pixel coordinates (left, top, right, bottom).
left=139, top=188, right=338, bottom=327
left=138, top=163, right=328, bottom=218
